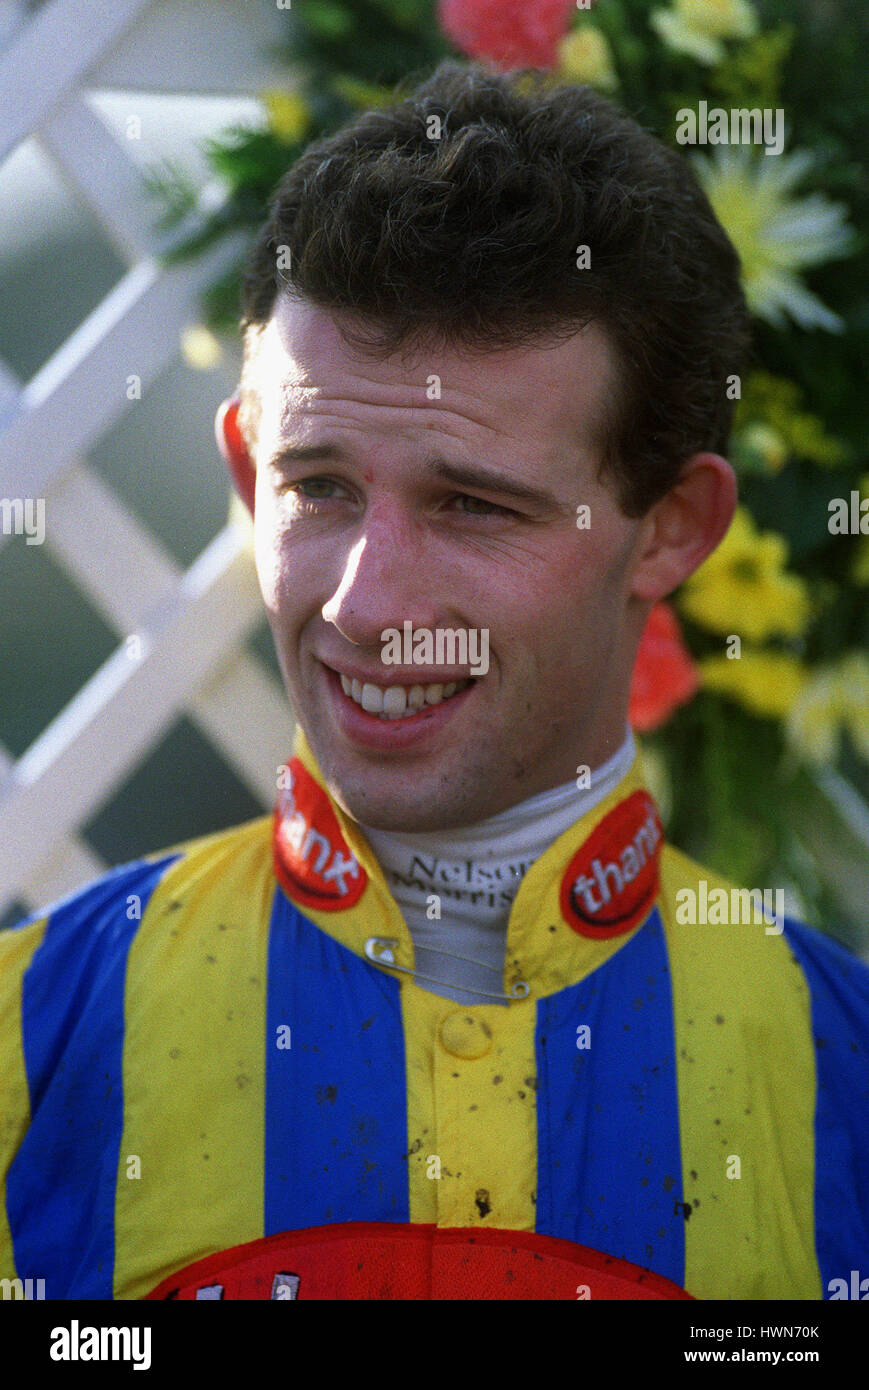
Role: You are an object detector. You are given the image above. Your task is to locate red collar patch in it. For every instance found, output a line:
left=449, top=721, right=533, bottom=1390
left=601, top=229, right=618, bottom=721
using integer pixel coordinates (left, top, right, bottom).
left=560, top=789, right=663, bottom=940
left=273, top=758, right=367, bottom=911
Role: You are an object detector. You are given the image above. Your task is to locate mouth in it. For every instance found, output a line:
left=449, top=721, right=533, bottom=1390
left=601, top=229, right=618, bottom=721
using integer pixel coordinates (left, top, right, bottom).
left=337, top=672, right=475, bottom=721
left=320, top=662, right=479, bottom=750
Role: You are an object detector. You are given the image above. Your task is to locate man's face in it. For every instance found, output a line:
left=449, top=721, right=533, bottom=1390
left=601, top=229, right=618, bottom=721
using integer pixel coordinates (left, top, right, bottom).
left=251, top=295, right=650, bottom=831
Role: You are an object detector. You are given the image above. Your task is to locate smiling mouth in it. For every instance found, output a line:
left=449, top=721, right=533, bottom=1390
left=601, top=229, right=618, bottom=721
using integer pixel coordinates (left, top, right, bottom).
left=337, top=673, right=475, bottom=720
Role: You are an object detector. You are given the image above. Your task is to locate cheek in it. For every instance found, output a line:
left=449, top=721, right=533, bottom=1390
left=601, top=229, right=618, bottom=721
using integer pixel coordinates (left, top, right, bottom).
left=567, top=515, right=638, bottom=598
left=253, top=497, right=295, bottom=618
left=511, top=528, right=629, bottom=616
left=253, top=517, right=279, bottom=612
left=501, top=528, right=634, bottom=664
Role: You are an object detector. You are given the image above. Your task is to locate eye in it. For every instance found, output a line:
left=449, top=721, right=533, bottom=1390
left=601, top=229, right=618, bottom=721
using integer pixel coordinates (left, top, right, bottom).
left=293, top=477, right=348, bottom=499
left=452, top=494, right=515, bottom=518
left=278, top=476, right=355, bottom=511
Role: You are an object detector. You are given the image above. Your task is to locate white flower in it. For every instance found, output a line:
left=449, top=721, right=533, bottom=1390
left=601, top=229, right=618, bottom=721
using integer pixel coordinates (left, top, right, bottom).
left=651, top=0, right=757, bottom=65
left=693, top=147, right=855, bottom=330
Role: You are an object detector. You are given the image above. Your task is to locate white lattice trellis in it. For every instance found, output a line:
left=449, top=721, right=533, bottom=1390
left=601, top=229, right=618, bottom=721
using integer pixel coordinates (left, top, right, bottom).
left=0, top=0, right=293, bottom=916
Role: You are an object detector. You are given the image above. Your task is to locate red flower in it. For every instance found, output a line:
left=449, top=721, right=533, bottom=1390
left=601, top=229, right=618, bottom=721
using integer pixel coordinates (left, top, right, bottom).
left=629, top=602, right=700, bottom=733
left=438, top=0, right=577, bottom=71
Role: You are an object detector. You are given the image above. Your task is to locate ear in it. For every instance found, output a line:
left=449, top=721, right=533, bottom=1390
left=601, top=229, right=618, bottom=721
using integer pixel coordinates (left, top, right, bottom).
left=215, top=397, right=256, bottom=516
left=629, top=452, right=737, bottom=603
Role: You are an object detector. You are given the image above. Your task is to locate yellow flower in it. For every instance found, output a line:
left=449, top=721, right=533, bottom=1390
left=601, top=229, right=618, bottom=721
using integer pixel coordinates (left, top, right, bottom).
left=736, top=372, right=846, bottom=469
left=651, top=0, right=757, bottom=65
left=699, top=650, right=808, bottom=718
left=180, top=325, right=221, bottom=371
left=787, top=654, right=869, bottom=766
left=557, top=27, right=618, bottom=90
left=331, top=76, right=396, bottom=109
left=693, top=147, right=854, bottom=331
left=679, top=507, right=812, bottom=642
left=263, top=90, right=311, bottom=145
left=739, top=422, right=788, bottom=472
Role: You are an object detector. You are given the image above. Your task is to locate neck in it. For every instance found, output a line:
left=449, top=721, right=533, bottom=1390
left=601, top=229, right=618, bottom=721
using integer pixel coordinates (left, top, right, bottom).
left=360, top=728, right=635, bottom=1005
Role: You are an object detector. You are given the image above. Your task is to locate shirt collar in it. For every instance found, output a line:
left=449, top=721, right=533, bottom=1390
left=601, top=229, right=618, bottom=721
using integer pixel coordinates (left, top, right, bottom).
left=273, top=726, right=664, bottom=1000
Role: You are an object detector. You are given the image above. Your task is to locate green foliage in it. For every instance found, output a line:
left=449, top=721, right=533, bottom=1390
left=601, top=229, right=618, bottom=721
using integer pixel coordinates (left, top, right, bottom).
left=708, top=25, right=795, bottom=108
left=286, top=0, right=448, bottom=89
left=142, top=159, right=199, bottom=230
left=735, top=372, right=848, bottom=470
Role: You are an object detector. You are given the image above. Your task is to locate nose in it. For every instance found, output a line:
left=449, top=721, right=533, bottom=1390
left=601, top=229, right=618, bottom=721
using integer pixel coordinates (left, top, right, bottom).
left=322, top=502, right=440, bottom=648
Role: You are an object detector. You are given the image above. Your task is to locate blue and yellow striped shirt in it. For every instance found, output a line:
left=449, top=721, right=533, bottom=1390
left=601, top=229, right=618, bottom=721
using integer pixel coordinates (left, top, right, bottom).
left=1, top=732, right=867, bottom=1299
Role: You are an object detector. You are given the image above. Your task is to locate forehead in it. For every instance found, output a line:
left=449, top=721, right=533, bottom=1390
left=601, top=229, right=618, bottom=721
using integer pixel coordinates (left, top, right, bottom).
left=254, top=293, right=617, bottom=451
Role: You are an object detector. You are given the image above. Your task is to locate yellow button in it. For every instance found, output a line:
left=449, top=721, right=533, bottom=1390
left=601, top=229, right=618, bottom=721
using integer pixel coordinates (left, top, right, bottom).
left=439, top=1012, right=493, bottom=1060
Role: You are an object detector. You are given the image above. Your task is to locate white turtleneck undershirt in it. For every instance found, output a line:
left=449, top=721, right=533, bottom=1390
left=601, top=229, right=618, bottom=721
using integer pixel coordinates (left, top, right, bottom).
left=361, top=729, right=636, bottom=1006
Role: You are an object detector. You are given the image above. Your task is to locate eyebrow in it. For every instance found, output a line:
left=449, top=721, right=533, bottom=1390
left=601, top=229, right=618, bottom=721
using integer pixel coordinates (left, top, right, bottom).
left=269, top=442, right=347, bottom=467
left=431, top=459, right=558, bottom=509
left=267, top=443, right=560, bottom=510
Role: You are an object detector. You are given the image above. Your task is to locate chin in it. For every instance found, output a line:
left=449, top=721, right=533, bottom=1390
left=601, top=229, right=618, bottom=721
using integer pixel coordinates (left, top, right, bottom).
left=329, top=776, right=473, bottom=834
left=336, top=791, right=446, bottom=834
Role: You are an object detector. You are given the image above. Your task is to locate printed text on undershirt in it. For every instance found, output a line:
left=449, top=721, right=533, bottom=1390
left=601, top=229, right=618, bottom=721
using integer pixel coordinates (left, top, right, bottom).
left=361, top=730, right=636, bottom=1006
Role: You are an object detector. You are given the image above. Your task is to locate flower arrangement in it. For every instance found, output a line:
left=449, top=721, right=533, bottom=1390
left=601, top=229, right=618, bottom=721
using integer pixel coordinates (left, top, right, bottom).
left=151, top=0, right=869, bottom=949
left=438, top=0, right=577, bottom=69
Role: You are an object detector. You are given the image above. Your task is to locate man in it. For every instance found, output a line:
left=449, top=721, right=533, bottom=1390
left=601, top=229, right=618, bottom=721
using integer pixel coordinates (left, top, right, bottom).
left=1, top=61, right=866, bottom=1302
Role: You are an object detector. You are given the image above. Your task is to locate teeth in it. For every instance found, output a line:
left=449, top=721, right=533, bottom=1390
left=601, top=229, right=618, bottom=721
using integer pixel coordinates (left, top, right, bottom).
left=361, top=683, right=382, bottom=713
left=337, top=672, right=472, bottom=718
left=382, top=686, right=407, bottom=717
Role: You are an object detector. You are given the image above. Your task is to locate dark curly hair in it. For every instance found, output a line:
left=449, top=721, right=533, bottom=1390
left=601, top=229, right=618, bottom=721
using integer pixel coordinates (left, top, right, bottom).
left=239, top=59, right=751, bottom=516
